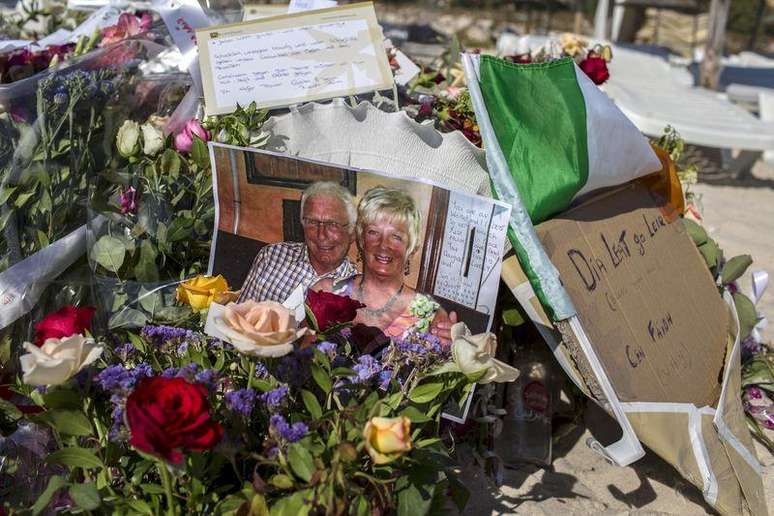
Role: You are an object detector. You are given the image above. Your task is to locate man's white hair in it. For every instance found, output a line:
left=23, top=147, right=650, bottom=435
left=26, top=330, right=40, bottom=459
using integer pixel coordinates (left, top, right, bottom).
left=300, top=181, right=357, bottom=229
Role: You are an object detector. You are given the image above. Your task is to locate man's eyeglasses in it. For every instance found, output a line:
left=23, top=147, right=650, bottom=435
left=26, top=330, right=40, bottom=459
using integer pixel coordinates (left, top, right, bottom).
left=302, top=217, right=349, bottom=233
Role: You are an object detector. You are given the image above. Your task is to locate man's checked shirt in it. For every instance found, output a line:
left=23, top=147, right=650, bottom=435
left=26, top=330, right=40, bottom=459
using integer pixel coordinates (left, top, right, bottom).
left=237, top=242, right=358, bottom=304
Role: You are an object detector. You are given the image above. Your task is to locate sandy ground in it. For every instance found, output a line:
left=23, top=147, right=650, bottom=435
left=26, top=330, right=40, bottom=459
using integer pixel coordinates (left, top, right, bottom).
left=463, top=160, right=774, bottom=514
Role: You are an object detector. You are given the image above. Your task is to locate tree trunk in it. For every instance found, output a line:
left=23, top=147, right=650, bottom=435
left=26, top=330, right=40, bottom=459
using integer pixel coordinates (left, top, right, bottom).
left=699, top=0, right=730, bottom=90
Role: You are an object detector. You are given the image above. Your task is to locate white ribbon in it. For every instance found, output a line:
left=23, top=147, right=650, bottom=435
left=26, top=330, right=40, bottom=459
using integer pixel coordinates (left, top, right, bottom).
left=749, top=270, right=768, bottom=343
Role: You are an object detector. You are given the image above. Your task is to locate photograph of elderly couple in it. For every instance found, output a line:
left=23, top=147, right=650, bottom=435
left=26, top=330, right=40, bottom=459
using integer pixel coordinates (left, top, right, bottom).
left=207, top=144, right=511, bottom=348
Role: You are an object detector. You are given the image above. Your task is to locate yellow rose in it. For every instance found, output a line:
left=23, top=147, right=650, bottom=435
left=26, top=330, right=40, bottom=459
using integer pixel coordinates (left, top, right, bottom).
left=20, top=334, right=103, bottom=386
left=213, top=300, right=311, bottom=357
left=176, top=275, right=230, bottom=310
left=363, top=416, right=412, bottom=465
left=559, top=33, right=587, bottom=58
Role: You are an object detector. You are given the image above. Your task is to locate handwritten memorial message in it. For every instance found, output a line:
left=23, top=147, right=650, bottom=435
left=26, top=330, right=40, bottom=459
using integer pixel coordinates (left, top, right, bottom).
left=434, top=192, right=509, bottom=314
left=197, top=3, right=392, bottom=115
left=537, top=184, right=727, bottom=406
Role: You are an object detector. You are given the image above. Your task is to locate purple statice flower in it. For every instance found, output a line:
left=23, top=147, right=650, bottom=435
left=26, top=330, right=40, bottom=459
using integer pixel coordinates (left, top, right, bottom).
left=225, top=388, right=257, bottom=416
left=266, top=446, right=279, bottom=458
left=276, top=349, right=313, bottom=386
left=131, top=363, right=153, bottom=383
left=176, top=363, right=199, bottom=381
left=377, top=369, right=393, bottom=391
left=141, top=325, right=195, bottom=345
left=161, top=367, right=178, bottom=379
left=270, top=414, right=308, bottom=443
left=316, top=340, right=337, bottom=358
left=108, top=395, right=125, bottom=442
left=259, top=386, right=289, bottom=411
left=96, top=365, right=134, bottom=392
left=176, top=341, right=189, bottom=354
left=254, top=361, right=269, bottom=379
left=115, top=342, right=136, bottom=357
left=352, top=355, right=382, bottom=383
left=195, top=369, right=218, bottom=390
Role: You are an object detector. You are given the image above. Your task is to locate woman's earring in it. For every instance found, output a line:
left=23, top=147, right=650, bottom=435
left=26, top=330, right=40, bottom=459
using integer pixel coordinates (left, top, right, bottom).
left=404, top=261, right=410, bottom=276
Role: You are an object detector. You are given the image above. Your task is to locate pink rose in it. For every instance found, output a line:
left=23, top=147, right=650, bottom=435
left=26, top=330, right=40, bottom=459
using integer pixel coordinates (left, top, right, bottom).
left=174, top=119, right=210, bottom=153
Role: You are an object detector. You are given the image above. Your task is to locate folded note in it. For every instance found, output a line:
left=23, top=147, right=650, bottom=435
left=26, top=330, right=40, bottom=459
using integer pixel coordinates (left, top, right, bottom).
left=197, top=2, right=393, bottom=115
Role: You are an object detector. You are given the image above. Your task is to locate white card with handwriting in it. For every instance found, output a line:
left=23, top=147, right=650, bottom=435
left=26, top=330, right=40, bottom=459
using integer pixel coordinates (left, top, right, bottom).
left=197, top=2, right=392, bottom=116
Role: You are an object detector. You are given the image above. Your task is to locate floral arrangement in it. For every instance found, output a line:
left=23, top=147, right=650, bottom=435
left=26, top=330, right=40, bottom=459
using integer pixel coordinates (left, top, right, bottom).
left=0, top=274, right=517, bottom=513
left=504, top=33, right=613, bottom=86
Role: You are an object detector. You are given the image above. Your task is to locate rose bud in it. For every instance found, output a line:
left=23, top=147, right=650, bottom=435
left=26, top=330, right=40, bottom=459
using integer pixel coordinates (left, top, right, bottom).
left=116, top=120, right=141, bottom=158
left=363, top=416, right=412, bottom=465
left=140, top=122, right=164, bottom=156
left=34, top=305, right=96, bottom=346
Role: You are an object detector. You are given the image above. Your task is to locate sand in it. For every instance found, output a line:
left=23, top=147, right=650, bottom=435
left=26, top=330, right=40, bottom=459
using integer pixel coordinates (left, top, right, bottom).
left=465, top=160, right=774, bottom=514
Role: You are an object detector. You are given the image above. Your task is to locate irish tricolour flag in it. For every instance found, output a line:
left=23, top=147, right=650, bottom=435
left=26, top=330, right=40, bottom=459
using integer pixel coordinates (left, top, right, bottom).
left=469, top=54, right=660, bottom=223
left=462, top=53, right=661, bottom=319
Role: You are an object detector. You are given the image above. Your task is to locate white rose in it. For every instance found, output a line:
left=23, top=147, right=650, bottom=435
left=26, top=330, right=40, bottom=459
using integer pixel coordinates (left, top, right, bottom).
left=20, top=334, right=104, bottom=386
left=116, top=120, right=141, bottom=158
left=451, top=323, right=519, bottom=384
left=140, top=123, right=164, bottom=156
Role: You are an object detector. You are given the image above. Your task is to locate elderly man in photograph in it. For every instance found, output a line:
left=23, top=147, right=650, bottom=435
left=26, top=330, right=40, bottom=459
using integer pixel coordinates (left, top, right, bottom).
left=237, top=181, right=358, bottom=304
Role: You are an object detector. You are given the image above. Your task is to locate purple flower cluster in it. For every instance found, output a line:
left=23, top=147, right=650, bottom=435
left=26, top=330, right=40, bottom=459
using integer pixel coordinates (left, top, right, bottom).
left=377, top=369, right=393, bottom=391
left=108, top=395, right=125, bottom=442
left=254, top=361, right=269, bottom=379
left=316, top=341, right=337, bottom=358
left=259, top=386, right=289, bottom=411
left=352, top=354, right=383, bottom=383
left=96, top=363, right=152, bottom=392
left=276, top=349, right=313, bottom=386
left=195, top=369, right=218, bottom=390
left=114, top=342, right=136, bottom=357
left=270, top=414, right=308, bottom=443
left=225, top=388, right=257, bottom=416
left=396, top=332, right=443, bottom=355
left=141, top=325, right=196, bottom=345
left=743, top=386, right=774, bottom=430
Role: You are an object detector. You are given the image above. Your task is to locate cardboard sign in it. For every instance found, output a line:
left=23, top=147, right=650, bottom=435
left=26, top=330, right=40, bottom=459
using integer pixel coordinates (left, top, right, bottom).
left=536, top=183, right=727, bottom=407
left=196, top=2, right=393, bottom=116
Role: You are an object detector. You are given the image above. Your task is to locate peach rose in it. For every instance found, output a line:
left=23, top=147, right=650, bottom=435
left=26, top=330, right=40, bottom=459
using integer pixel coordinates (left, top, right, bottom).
left=214, top=300, right=310, bottom=357
left=363, top=416, right=412, bottom=465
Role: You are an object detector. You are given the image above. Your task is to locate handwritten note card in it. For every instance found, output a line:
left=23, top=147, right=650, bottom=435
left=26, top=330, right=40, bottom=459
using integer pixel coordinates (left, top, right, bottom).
left=434, top=192, right=509, bottom=316
left=197, top=2, right=392, bottom=116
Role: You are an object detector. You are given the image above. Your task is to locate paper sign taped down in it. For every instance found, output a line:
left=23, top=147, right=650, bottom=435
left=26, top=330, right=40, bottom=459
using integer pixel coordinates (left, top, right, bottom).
left=197, top=2, right=393, bottom=116
left=536, top=183, right=728, bottom=407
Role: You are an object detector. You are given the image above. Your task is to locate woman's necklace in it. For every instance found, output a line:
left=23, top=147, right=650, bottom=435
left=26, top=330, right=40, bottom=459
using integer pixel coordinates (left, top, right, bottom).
left=355, top=279, right=404, bottom=318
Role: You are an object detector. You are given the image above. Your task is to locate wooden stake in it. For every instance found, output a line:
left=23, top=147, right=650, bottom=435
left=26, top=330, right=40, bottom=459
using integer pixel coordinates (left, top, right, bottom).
left=699, top=0, right=730, bottom=90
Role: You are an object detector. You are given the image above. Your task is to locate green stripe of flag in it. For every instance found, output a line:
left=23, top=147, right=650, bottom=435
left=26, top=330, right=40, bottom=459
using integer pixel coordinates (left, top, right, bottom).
left=479, top=55, right=589, bottom=223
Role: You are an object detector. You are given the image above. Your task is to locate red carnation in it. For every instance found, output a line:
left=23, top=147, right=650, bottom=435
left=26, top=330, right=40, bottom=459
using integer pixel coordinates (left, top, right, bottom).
left=579, top=55, right=610, bottom=85
left=34, top=305, right=96, bottom=346
left=126, top=377, right=223, bottom=464
left=305, top=290, right=365, bottom=333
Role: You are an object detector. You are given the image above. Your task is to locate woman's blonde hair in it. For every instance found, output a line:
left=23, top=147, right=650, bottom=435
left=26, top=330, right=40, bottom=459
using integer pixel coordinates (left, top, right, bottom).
left=356, top=186, right=422, bottom=256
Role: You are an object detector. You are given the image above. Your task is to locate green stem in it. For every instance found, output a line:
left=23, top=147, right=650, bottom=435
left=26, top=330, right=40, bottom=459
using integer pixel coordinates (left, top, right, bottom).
left=247, top=361, right=255, bottom=390
left=157, top=460, right=176, bottom=516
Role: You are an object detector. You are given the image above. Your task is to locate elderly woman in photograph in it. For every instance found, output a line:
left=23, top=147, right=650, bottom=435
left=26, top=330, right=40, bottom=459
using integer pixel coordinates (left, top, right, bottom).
left=314, top=186, right=454, bottom=349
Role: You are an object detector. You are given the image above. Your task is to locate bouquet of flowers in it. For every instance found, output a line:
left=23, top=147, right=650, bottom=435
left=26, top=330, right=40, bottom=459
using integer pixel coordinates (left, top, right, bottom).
left=0, top=279, right=517, bottom=513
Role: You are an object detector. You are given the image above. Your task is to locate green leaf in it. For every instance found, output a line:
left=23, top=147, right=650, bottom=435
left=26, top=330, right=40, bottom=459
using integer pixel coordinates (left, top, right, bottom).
left=270, top=490, right=311, bottom=516
left=46, top=447, right=104, bottom=470
left=159, top=148, right=182, bottom=177
left=733, top=292, right=758, bottom=340
left=69, top=483, right=101, bottom=510
left=682, top=218, right=708, bottom=246
left=127, top=332, right=147, bottom=354
left=40, top=409, right=93, bottom=436
left=698, top=239, right=722, bottom=270
left=138, top=287, right=163, bottom=316
left=310, top=363, right=331, bottom=394
left=14, top=185, right=37, bottom=208
left=134, top=240, right=159, bottom=283
left=301, top=390, right=322, bottom=419
left=396, top=472, right=436, bottom=516
left=502, top=307, right=525, bottom=327
left=92, top=235, right=126, bottom=272
left=0, top=186, right=17, bottom=205
left=408, top=382, right=445, bottom=404
left=42, top=389, right=82, bottom=410
left=109, top=308, right=148, bottom=329
left=330, top=367, right=356, bottom=377
left=0, top=209, right=15, bottom=232
left=167, top=217, right=194, bottom=242
left=270, top=474, right=294, bottom=490
left=721, top=255, right=753, bottom=285
left=400, top=405, right=432, bottom=424
left=287, top=443, right=315, bottom=482
left=191, top=136, right=209, bottom=169
left=126, top=499, right=154, bottom=515
left=140, top=483, right=166, bottom=495
left=0, top=398, right=22, bottom=435
left=31, top=475, right=66, bottom=516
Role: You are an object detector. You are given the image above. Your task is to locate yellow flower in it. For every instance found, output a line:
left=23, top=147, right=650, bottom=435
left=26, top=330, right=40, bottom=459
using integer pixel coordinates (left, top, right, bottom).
left=213, top=300, right=311, bottom=357
left=559, top=33, right=587, bottom=58
left=176, top=275, right=230, bottom=311
left=363, top=416, right=412, bottom=465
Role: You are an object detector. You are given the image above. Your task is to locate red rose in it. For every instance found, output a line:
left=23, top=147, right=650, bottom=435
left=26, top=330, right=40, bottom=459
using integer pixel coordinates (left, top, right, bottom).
left=126, top=377, right=223, bottom=464
left=305, top=290, right=365, bottom=332
left=579, top=55, right=610, bottom=85
left=34, top=305, right=96, bottom=346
